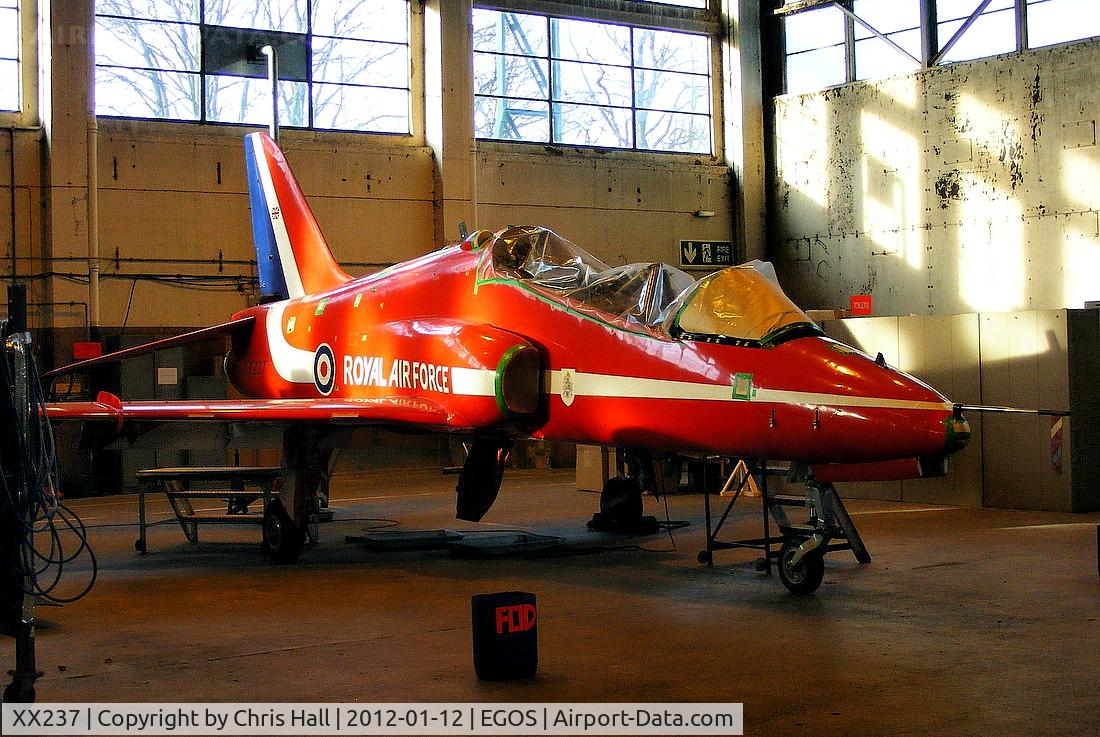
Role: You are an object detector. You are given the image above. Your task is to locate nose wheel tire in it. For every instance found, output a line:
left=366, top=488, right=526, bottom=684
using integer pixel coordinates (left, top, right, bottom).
left=777, top=539, right=825, bottom=595
left=262, top=499, right=304, bottom=564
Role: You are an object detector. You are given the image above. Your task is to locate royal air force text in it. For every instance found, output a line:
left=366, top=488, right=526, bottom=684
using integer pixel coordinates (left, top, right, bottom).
left=343, top=355, right=451, bottom=393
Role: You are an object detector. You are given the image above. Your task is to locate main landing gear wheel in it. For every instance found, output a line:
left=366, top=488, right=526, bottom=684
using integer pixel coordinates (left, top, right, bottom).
left=777, top=539, right=825, bottom=595
left=262, top=499, right=305, bottom=564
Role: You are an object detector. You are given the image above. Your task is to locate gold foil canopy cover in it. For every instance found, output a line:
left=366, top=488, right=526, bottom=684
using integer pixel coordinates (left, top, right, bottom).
left=674, top=262, right=816, bottom=343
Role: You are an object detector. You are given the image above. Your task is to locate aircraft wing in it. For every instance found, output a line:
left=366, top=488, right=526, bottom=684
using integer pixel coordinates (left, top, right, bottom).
left=46, top=391, right=457, bottom=430
left=42, top=316, right=256, bottom=379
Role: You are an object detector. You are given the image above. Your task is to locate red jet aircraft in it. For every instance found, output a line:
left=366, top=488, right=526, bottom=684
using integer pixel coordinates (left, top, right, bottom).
left=47, top=132, right=978, bottom=588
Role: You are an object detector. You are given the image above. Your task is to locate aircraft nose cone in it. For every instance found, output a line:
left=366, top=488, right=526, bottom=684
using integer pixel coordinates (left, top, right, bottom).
left=945, top=412, right=971, bottom=453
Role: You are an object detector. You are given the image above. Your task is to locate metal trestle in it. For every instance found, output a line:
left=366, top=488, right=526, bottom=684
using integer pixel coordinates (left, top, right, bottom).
left=134, top=466, right=282, bottom=552
left=698, top=458, right=870, bottom=573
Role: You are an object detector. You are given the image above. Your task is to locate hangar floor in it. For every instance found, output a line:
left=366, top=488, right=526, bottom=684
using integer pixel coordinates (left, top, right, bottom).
left=16, top=468, right=1099, bottom=737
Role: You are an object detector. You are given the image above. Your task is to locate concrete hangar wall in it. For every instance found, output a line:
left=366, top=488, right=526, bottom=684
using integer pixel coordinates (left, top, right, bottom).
left=765, top=10, right=1100, bottom=512
left=770, top=36, right=1100, bottom=316
left=2, top=0, right=767, bottom=360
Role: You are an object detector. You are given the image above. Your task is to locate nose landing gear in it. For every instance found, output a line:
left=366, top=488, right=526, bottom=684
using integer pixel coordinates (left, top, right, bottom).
left=699, top=460, right=870, bottom=594
left=776, top=538, right=826, bottom=595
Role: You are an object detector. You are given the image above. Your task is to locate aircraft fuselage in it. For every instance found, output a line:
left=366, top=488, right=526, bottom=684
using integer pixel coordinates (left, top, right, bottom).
left=225, top=241, right=968, bottom=466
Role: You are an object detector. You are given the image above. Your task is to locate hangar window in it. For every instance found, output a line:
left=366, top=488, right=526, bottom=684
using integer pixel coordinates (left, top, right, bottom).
left=935, top=0, right=1016, bottom=64
left=0, top=0, right=19, bottom=112
left=93, top=0, right=411, bottom=133
left=777, top=0, right=1100, bottom=95
left=1027, top=0, right=1100, bottom=48
left=783, top=5, right=846, bottom=95
left=472, top=9, right=712, bottom=154
left=853, top=0, right=921, bottom=80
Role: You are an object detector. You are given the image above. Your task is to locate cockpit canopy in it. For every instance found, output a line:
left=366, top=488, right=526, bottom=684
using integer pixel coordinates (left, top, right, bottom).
left=477, top=225, right=820, bottom=345
left=674, top=261, right=821, bottom=345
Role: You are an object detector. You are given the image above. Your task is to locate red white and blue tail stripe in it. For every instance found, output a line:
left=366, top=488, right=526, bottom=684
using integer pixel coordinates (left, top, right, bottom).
left=244, top=132, right=350, bottom=301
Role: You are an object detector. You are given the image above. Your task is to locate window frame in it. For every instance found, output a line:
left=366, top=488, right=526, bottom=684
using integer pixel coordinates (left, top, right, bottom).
left=472, top=0, right=720, bottom=156
left=92, top=0, right=415, bottom=136
left=0, top=0, right=38, bottom=124
left=775, top=0, right=1100, bottom=96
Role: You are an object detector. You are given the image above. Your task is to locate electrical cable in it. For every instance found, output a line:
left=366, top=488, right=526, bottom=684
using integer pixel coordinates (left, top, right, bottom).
left=84, top=513, right=403, bottom=531
left=83, top=518, right=176, bottom=530
left=338, top=518, right=401, bottom=529
left=0, top=324, right=97, bottom=605
left=633, top=491, right=690, bottom=553
left=119, top=277, right=138, bottom=334
left=12, top=271, right=258, bottom=293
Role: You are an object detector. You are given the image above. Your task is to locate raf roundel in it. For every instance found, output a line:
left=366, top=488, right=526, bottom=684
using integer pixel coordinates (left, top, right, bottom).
left=313, top=343, right=336, bottom=396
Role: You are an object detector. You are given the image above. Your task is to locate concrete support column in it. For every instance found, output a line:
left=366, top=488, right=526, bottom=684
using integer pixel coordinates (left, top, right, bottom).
left=40, top=0, right=99, bottom=328
left=423, top=0, right=477, bottom=245
left=722, top=0, right=767, bottom=261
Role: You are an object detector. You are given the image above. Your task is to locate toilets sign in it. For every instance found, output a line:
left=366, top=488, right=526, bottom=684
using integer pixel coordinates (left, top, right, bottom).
left=680, top=240, right=734, bottom=267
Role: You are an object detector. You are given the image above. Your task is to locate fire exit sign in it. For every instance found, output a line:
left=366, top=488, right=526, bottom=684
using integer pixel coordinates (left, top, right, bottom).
left=680, top=240, right=735, bottom=267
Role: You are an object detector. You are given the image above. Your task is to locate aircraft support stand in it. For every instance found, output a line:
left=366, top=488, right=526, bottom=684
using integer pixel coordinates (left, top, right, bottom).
left=698, top=459, right=870, bottom=594
left=133, top=466, right=282, bottom=553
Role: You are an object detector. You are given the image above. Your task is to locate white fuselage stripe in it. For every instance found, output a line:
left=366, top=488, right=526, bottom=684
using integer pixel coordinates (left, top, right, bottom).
left=262, top=342, right=945, bottom=412
left=266, top=302, right=315, bottom=383
left=251, top=135, right=304, bottom=299
left=545, top=370, right=950, bottom=412
left=451, top=367, right=496, bottom=396
left=264, top=320, right=500, bottom=395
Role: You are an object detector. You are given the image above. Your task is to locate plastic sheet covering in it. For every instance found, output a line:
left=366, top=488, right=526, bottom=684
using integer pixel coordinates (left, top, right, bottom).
left=481, top=226, right=695, bottom=338
left=673, top=260, right=819, bottom=343
left=479, top=227, right=815, bottom=344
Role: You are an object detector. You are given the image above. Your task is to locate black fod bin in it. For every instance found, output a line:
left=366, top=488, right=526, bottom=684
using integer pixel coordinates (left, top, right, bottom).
left=471, top=591, right=538, bottom=681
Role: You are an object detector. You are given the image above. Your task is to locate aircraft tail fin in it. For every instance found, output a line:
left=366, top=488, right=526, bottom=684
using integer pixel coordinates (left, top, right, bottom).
left=244, top=132, right=351, bottom=301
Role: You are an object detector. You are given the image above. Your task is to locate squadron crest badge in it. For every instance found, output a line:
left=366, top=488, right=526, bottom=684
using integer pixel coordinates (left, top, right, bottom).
left=560, top=368, right=576, bottom=407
